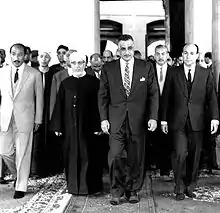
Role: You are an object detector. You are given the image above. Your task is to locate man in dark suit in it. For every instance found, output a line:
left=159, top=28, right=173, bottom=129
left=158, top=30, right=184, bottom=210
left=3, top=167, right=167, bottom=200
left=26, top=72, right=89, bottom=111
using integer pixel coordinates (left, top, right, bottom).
left=99, top=34, right=159, bottom=205
left=161, top=43, right=219, bottom=201
left=148, top=45, right=172, bottom=180
left=86, top=53, right=103, bottom=78
left=204, top=52, right=212, bottom=70
left=50, top=45, right=69, bottom=74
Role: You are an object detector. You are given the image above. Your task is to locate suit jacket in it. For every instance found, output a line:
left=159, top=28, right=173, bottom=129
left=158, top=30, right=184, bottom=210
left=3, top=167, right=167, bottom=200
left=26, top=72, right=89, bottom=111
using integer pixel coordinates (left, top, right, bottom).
left=0, top=64, right=43, bottom=132
left=161, top=65, right=219, bottom=131
left=98, top=58, right=159, bottom=134
left=50, top=68, right=69, bottom=119
left=85, top=67, right=96, bottom=77
left=153, top=63, right=172, bottom=120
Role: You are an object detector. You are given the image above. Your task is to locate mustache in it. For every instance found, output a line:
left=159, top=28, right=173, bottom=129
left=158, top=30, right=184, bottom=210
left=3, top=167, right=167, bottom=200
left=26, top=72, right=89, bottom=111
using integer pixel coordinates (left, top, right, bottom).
left=13, top=60, right=20, bottom=63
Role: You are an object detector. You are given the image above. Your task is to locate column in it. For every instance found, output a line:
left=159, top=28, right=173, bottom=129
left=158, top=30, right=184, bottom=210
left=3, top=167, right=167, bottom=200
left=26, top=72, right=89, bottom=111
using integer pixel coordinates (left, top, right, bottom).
left=185, top=0, right=194, bottom=43
left=212, top=0, right=220, bottom=92
left=184, top=0, right=212, bottom=53
left=163, top=0, right=171, bottom=51
left=71, top=0, right=100, bottom=56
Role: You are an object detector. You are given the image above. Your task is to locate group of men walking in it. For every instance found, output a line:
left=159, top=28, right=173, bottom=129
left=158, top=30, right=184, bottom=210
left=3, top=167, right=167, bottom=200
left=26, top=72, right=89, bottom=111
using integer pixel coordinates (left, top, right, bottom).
left=0, top=34, right=218, bottom=205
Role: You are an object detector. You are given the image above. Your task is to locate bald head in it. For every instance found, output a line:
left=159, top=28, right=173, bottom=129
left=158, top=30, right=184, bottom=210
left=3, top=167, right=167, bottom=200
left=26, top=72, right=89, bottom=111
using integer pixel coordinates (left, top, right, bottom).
left=90, top=53, right=103, bottom=72
left=182, top=44, right=199, bottom=67
left=103, top=50, right=113, bottom=63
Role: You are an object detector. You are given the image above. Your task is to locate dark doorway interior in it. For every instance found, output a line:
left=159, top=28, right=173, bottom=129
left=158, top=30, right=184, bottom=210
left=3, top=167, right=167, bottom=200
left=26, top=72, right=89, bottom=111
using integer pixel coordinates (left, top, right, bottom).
left=146, top=20, right=165, bottom=58
left=100, top=19, right=122, bottom=54
left=169, top=0, right=185, bottom=58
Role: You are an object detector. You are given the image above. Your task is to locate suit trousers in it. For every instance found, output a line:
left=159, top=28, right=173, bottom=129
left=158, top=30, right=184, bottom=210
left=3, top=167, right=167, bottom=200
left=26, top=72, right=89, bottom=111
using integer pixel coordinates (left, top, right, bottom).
left=0, top=157, right=4, bottom=178
left=0, top=115, right=33, bottom=192
left=171, top=118, right=203, bottom=194
left=108, top=114, right=145, bottom=197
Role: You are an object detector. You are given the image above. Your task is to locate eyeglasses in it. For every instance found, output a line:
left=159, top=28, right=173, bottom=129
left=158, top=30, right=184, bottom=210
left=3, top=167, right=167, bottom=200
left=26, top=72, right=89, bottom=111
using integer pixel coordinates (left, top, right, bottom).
left=57, top=51, right=67, bottom=55
left=119, top=46, right=134, bottom=52
left=71, top=61, right=85, bottom=66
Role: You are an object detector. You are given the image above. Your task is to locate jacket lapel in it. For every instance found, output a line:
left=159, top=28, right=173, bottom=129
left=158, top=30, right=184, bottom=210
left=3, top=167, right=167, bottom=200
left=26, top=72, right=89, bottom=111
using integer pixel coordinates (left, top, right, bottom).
left=190, top=65, right=199, bottom=98
left=116, top=60, right=126, bottom=98
left=14, top=65, right=29, bottom=99
left=178, top=66, right=188, bottom=98
left=130, top=59, right=140, bottom=95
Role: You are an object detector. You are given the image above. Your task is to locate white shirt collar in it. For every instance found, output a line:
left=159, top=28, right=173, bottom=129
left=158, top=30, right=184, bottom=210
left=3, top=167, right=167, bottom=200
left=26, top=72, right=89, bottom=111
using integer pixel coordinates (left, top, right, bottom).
left=120, top=57, right=134, bottom=67
left=156, top=63, right=168, bottom=71
left=184, top=64, right=196, bottom=80
left=67, top=68, right=72, bottom=76
left=12, top=62, right=25, bottom=74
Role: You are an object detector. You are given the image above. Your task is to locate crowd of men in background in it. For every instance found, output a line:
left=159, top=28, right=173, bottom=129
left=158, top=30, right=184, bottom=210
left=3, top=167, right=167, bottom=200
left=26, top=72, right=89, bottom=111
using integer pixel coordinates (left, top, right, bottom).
left=0, top=37, right=219, bottom=204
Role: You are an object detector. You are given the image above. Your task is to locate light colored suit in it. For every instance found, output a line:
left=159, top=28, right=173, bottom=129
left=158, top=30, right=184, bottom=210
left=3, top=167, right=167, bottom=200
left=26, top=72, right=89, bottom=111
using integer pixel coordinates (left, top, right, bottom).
left=0, top=64, right=43, bottom=191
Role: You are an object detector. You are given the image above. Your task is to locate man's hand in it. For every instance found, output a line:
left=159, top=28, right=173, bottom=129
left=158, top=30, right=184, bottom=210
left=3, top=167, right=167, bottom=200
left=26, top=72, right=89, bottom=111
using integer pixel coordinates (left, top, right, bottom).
left=211, top=120, right=219, bottom=134
left=34, top=123, right=40, bottom=132
left=161, top=122, right=168, bottom=134
left=148, top=119, right=157, bottom=132
left=101, top=120, right=110, bottom=134
left=55, top=132, right=62, bottom=136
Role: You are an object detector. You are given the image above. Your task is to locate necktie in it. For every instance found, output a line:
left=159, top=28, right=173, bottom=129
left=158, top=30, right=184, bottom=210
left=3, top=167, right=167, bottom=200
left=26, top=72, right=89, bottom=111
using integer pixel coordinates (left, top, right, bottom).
left=187, top=69, right=192, bottom=95
left=159, top=67, right=163, bottom=82
left=188, top=69, right=191, bottom=83
left=14, top=68, right=19, bottom=84
left=96, top=71, right=101, bottom=79
left=124, top=62, right=131, bottom=97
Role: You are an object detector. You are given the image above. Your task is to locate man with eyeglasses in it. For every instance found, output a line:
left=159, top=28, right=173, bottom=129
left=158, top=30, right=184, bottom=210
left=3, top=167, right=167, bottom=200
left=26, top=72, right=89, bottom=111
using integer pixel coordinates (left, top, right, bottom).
left=50, top=51, right=103, bottom=195
left=99, top=34, right=159, bottom=205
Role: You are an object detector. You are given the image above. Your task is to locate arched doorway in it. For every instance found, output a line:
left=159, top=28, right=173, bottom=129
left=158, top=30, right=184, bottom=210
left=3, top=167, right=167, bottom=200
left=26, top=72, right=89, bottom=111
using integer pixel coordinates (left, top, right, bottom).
left=146, top=20, right=165, bottom=58
left=100, top=19, right=122, bottom=55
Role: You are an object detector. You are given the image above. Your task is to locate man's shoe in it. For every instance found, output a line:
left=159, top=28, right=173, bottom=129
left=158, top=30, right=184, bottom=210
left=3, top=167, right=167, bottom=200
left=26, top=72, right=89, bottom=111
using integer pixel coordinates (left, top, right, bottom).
left=175, top=193, right=185, bottom=201
left=0, top=177, right=8, bottom=184
left=110, top=197, right=120, bottom=205
left=129, top=192, right=139, bottom=204
left=185, top=190, right=196, bottom=198
left=13, top=191, right=25, bottom=199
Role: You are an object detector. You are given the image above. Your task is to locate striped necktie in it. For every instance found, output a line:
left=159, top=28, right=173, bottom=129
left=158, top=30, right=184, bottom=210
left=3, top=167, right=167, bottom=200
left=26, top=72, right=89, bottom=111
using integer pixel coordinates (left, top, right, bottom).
left=124, top=62, right=131, bottom=97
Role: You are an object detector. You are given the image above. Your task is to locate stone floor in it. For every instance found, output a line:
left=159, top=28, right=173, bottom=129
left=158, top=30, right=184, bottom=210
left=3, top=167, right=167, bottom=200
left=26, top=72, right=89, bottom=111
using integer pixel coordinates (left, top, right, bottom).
left=1, top=171, right=220, bottom=213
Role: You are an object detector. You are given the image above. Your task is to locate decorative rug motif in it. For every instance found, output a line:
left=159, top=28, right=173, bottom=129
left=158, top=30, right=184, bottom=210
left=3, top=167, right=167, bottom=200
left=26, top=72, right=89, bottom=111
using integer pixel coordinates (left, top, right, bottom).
left=161, top=172, right=220, bottom=204
left=3, top=174, right=68, bottom=213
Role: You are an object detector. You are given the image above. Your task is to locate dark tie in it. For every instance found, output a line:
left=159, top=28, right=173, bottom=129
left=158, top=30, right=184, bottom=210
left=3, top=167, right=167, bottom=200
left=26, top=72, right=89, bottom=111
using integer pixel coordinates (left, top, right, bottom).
left=187, top=69, right=192, bottom=95
left=188, top=69, right=191, bottom=83
left=14, top=68, right=19, bottom=83
left=124, top=62, right=131, bottom=97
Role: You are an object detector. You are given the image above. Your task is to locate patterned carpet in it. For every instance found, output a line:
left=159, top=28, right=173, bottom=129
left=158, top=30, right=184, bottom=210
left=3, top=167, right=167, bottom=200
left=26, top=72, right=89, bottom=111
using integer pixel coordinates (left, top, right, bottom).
left=2, top=173, right=70, bottom=213
left=160, top=172, right=220, bottom=204
left=2, top=171, right=220, bottom=213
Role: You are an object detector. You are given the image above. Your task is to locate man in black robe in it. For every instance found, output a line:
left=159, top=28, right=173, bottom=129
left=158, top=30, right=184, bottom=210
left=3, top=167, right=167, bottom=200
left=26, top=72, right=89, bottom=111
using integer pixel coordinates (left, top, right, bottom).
left=50, top=52, right=102, bottom=195
left=31, top=51, right=63, bottom=177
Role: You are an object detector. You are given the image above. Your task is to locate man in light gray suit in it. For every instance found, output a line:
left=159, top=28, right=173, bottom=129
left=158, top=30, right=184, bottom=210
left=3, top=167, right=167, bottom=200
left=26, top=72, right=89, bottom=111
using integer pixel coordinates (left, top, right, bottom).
left=0, top=43, right=43, bottom=199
